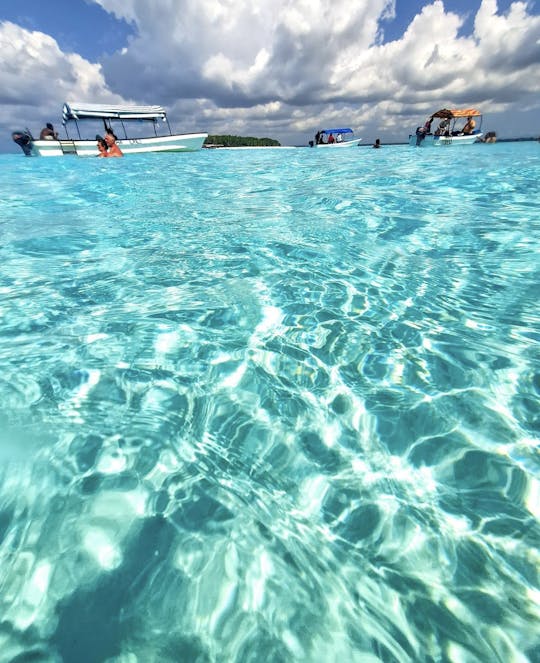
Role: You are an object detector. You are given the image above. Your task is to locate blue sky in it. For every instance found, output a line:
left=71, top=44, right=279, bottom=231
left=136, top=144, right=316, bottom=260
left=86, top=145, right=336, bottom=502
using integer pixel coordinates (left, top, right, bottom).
left=1, top=0, right=539, bottom=150
left=0, top=0, right=134, bottom=61
left=1, top=0, right=520, bottom=60
left=383, top=0, right=516, bottom=40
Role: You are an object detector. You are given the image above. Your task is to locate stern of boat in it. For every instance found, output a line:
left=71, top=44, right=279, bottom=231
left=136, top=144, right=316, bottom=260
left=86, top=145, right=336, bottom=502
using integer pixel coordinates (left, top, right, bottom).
left=12, top=132, right=77, bottom=157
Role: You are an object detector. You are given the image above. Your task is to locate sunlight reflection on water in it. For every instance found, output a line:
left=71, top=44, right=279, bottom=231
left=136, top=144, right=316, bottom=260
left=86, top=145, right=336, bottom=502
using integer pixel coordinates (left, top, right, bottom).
left=0, top=143, right=539, bottom=662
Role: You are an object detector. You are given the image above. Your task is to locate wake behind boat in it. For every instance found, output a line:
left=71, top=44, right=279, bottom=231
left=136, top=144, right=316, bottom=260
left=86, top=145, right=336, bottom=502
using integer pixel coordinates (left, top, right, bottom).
left=12, top=103, right=207, bottom=157
left=309, top=128, right=362, bottom=148
left=410, top=108, right=483, bottom=147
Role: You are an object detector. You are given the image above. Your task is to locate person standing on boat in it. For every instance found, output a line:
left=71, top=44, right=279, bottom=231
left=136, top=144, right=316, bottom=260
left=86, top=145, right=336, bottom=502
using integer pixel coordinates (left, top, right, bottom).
left=415, top=116, right=433, bottom=145
left=336, top=133, right=343, bottom=142
left=327, top=133, right=335, bottom=144
left=39, top=123, right=58, bottom=140
left=104, top=130, right=123, bottom=157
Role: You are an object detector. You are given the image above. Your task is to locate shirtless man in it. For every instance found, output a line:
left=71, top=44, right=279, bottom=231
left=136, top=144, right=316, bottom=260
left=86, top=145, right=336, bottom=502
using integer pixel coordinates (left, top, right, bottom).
left=39, top=123, right=58, bottom=140
left=462, top=116, right=476, bottom=134
left=104, top=130, right=123, bottom=157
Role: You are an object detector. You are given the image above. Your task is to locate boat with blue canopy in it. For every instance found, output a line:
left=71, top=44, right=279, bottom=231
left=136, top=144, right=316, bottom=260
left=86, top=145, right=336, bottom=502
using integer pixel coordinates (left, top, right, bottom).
left=309, top=128, right=362, bottom=148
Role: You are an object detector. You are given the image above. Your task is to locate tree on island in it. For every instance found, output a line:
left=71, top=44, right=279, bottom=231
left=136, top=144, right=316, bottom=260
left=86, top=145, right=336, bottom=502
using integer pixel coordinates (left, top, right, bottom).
left=204, top=135, right=280, bottom=147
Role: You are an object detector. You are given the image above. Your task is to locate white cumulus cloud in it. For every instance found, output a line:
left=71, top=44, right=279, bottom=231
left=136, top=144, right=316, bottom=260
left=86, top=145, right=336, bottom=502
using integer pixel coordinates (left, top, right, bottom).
left=1, top=0, right=540, bottom=148
left=0, top=21, right=125, bottom=138
left=92, top=0, right=540, bottom=141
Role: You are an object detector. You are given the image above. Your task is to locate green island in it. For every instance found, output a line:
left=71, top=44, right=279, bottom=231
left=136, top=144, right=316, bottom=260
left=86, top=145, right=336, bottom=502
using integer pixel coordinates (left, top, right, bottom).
left=204, top=135, right=281, bottom=148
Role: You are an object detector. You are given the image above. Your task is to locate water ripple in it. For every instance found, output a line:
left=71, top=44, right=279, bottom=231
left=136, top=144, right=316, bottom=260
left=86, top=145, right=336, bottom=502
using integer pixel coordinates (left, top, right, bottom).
left=0, top=144, right=539, bottom=661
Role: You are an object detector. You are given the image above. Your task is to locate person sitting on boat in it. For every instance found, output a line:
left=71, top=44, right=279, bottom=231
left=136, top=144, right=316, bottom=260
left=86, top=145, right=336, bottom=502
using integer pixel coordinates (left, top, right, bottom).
left=435, top=118, right=449, bottom=136
left=461, top=116, right=476, bottom=134
left=104, top=129, right=123, bottom=157
left=39, top=123, right=58, bottom=140
left=373, top=138, right=381, bottom=148
left=336, top=133, right=343, bottom=143
left=327, top=133, right=335, bottom=144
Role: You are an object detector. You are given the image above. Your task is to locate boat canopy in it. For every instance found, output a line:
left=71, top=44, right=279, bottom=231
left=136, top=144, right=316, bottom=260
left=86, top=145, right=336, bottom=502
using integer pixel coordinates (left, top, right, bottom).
left=322, top=128, right=353, bottom=134
left=62, top=102, right=168, bottom=123
left=431, top=108, right=481, bottom=119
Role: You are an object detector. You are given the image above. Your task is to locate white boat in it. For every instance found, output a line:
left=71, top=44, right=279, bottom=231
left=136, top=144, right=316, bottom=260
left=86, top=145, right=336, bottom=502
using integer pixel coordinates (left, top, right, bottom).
left=309, top=128, right=362, bottom=148
left=12, top=102, right=207, bottom=157
left=409, top=108, right=483, bottom=147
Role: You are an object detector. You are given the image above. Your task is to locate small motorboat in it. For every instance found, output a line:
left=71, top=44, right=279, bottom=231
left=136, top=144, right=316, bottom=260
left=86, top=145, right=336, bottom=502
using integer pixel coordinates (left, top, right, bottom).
left=309, top=128, right=362, bottom=148
left=409, top=108, right=483, bottom=147
left=12, top=102, right=208, bottom=157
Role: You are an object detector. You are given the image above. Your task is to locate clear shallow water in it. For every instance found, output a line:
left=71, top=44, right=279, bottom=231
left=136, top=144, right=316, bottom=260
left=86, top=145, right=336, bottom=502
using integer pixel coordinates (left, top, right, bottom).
left=0, top=143, right=539, bottom=663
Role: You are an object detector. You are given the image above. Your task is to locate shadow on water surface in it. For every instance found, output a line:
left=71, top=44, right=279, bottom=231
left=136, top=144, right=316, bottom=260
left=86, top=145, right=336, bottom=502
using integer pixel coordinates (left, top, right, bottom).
left=52, top=516, right=177, bottom=663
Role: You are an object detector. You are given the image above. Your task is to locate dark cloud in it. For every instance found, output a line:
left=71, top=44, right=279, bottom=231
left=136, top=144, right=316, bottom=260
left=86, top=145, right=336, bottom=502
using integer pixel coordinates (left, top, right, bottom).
left=1, top=1, right=540, bottom=152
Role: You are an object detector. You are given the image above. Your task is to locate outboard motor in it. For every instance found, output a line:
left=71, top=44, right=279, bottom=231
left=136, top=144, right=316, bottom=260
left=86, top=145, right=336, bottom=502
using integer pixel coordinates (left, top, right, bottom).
left=12, top=129, right=34, bottom=156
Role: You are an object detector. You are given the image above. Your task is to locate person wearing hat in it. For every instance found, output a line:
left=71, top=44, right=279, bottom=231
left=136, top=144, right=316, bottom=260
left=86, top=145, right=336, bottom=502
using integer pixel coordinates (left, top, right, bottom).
left=435, top=118, right=450, bottom=136
left=39, top=123, right=58, bottom=140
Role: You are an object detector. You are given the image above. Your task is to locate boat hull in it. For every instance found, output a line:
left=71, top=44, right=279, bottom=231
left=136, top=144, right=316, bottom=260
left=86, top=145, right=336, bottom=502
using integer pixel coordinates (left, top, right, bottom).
left=312, top=138, right=362, bottom=148
left=25, top=133, right=208, bottom=157
left=409, top=133, right=482, bottom=147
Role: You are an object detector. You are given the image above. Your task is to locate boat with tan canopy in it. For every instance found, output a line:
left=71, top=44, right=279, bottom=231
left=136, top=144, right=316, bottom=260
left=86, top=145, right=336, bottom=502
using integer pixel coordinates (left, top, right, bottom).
left=409, top=108, right=483, bottom=147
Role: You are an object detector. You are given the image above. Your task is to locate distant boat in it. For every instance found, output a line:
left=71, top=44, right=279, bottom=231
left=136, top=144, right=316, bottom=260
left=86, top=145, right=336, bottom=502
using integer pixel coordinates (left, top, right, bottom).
left=409, top=108, right=483, bottom=147
left=12, top=102, right=207, bottom=157
left=309, top=128, right=362, bottom=148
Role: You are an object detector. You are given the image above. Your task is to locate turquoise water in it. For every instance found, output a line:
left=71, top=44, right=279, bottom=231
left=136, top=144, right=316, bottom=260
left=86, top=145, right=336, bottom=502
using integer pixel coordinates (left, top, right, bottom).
left=1, top=143, right=539, bottom=663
